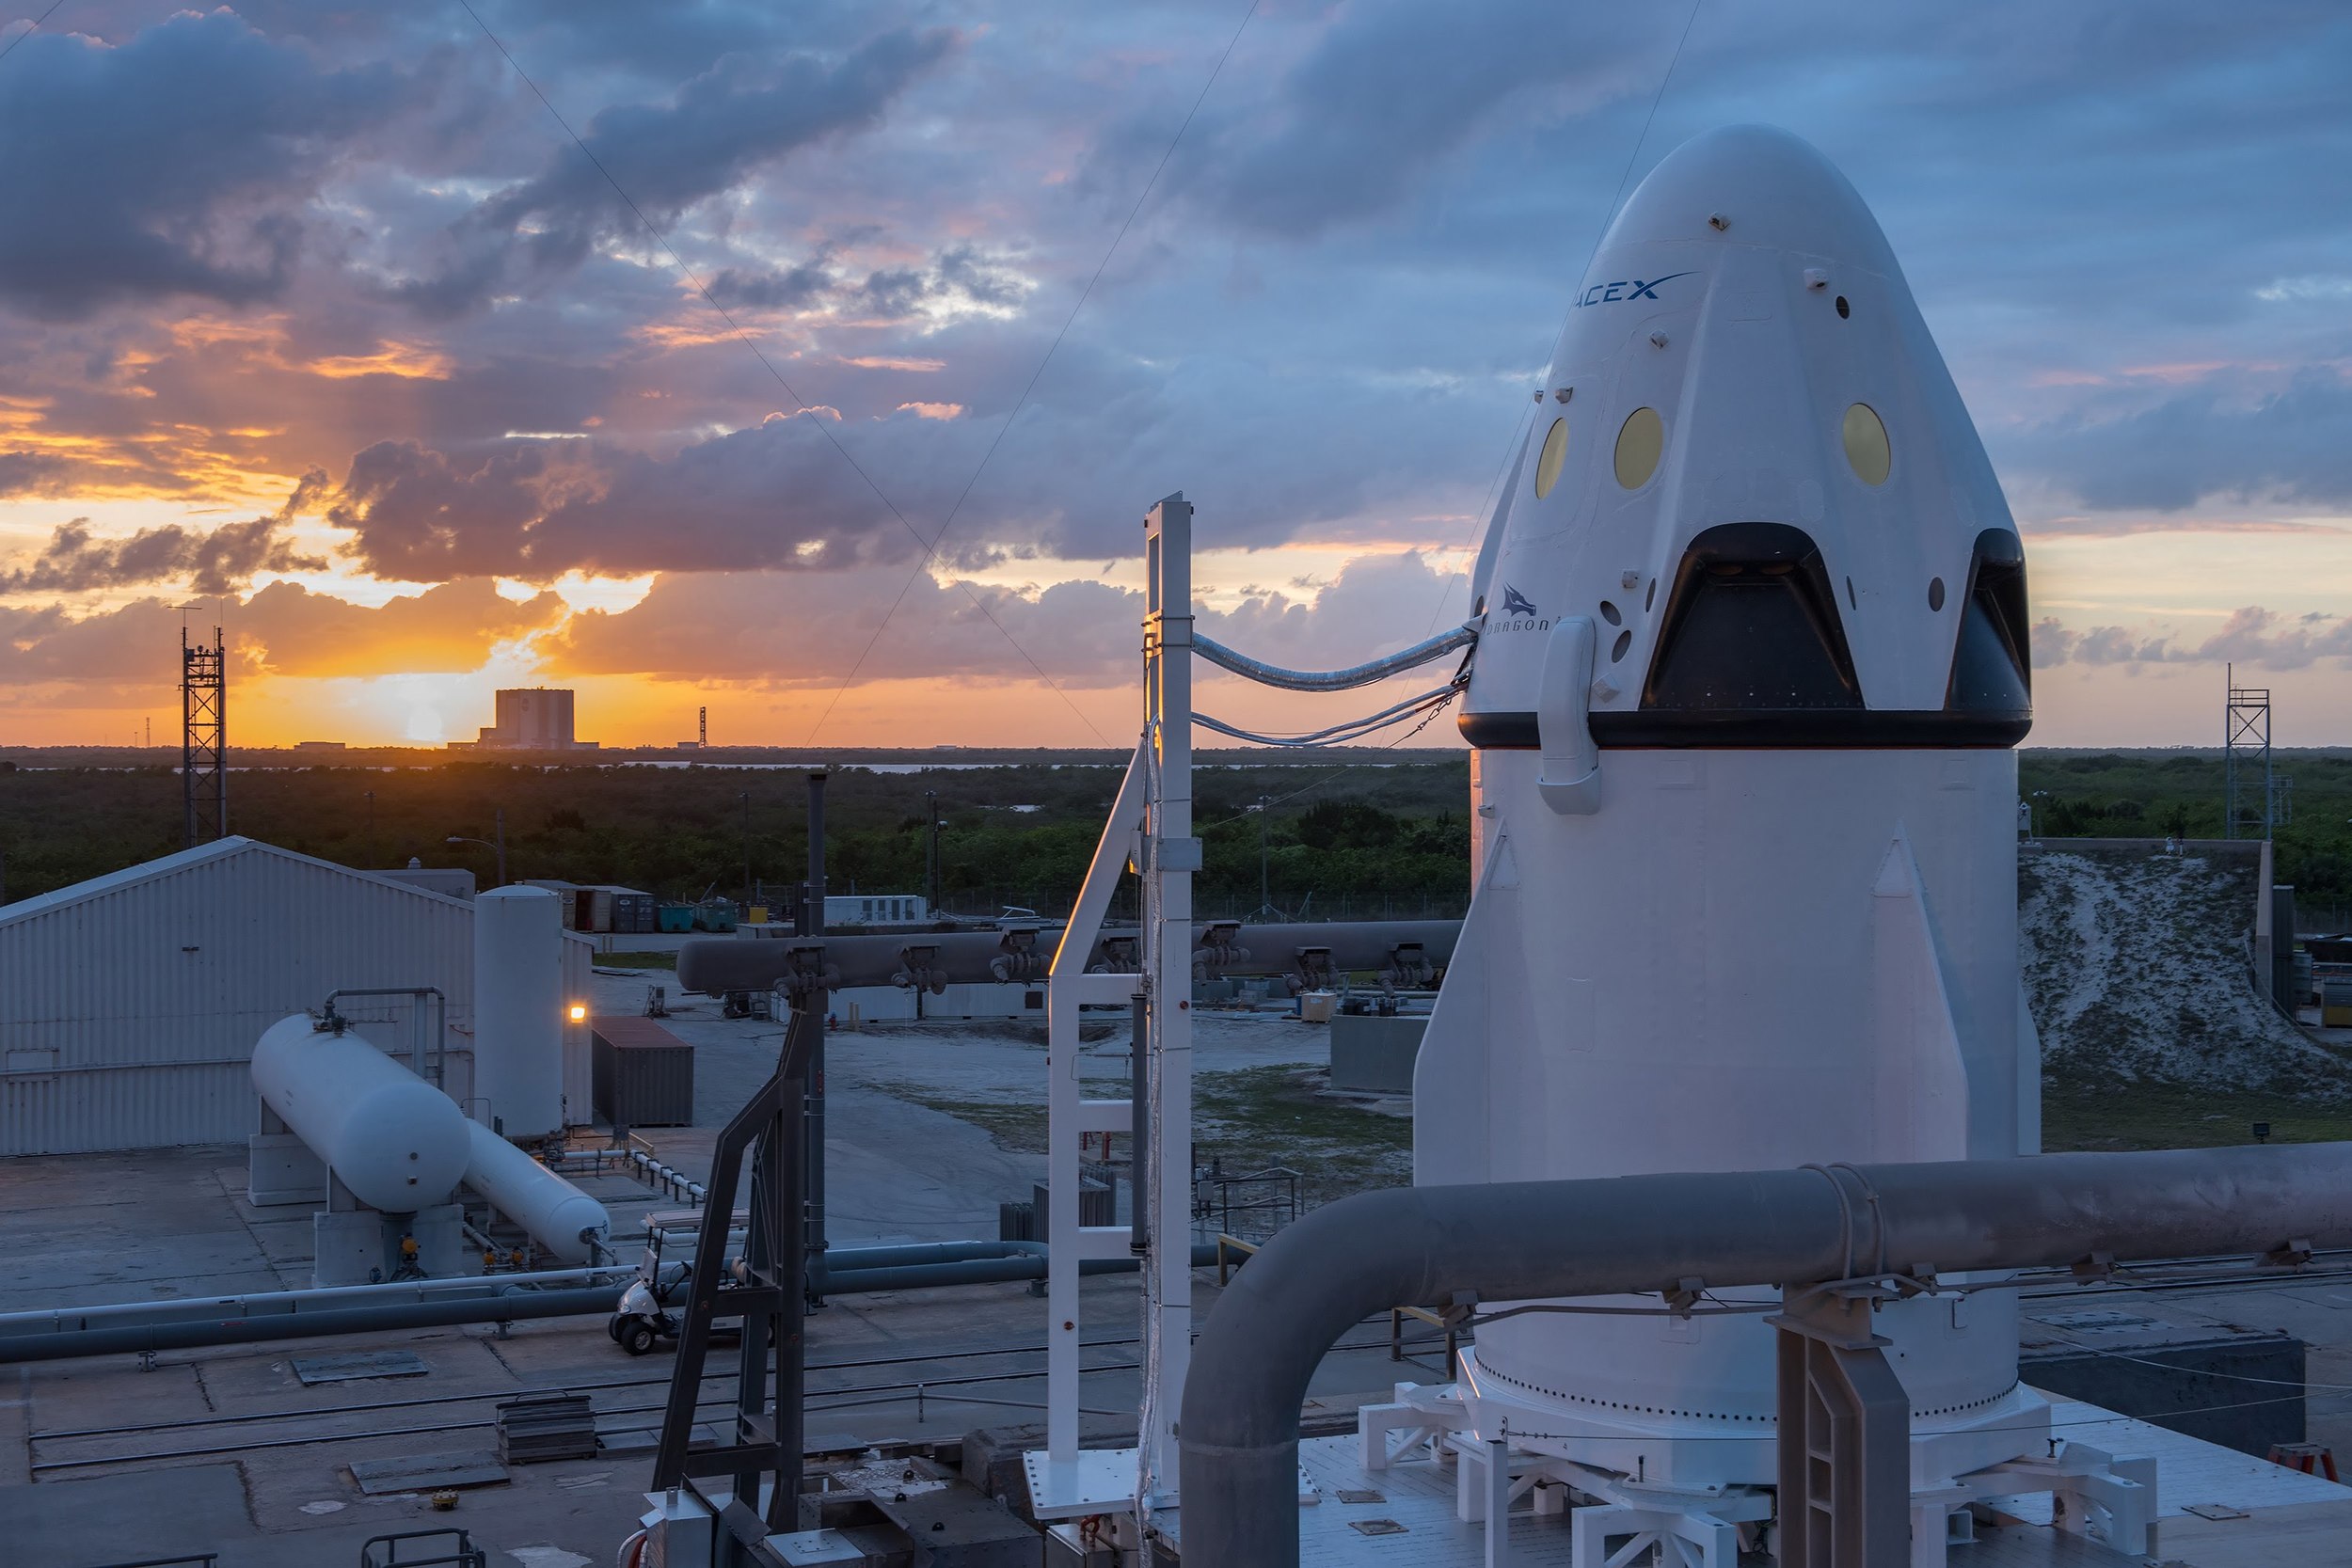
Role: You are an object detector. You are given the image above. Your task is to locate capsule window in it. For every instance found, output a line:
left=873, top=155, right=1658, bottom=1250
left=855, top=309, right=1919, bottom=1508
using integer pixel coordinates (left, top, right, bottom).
left=1614, top=407, right=1663, bottom=489
left=1842, top=403, right=1890, bottom=485
left=1534, top=417, right=1569, bottom=499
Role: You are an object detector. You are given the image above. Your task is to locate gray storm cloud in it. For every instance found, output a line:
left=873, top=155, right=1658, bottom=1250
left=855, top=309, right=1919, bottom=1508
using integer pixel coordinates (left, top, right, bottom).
left=0, top=515, right=326, bottom=597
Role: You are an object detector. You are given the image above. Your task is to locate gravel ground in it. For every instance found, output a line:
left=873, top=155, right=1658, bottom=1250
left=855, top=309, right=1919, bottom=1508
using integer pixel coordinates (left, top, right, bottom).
left=2021, top=846, right=2352, bottom=1097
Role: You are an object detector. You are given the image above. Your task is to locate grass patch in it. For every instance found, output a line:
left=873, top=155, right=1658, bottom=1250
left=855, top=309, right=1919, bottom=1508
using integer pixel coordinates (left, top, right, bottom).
left=878, top=1084, right=1049, bottom=1152
left=597, top=950, right=679, bottom=970
left=873, top=1063, right=1412, bottom=1212
left=2043, top=1080, right=2352, bottom=1151
left=1195, top=1064, right=1412, bottom=1209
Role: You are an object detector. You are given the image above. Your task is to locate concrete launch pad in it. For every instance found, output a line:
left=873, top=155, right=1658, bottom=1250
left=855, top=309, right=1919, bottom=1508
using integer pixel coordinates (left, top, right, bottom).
left=4, top=975, right=2350, bottom=1564
left=1143, top=1403, right=2352, bottom=1566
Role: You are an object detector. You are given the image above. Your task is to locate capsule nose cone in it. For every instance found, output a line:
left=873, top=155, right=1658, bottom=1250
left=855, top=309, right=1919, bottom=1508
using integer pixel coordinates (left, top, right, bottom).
left=1601, top=123, right=1896, bottom=275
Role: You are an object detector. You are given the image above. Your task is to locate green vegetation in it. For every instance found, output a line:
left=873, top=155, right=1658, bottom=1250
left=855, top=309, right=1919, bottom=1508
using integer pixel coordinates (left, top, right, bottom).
left=2019, top=750, right=2352, bottom=921
left=7, top=748, right=2344, bottom=927
left=884, top=1061, right=1413, bottom=1211
left=0, top=753, right=1470, bottom=917
left=2043, top=1082, right=2352, bottom=1152
left=1194, top=1064, right=1413, bottom=1207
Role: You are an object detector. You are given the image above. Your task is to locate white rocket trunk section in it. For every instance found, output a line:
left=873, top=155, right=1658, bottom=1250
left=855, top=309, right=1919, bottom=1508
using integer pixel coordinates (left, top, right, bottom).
left=473, top=885, right=564, bottom=1139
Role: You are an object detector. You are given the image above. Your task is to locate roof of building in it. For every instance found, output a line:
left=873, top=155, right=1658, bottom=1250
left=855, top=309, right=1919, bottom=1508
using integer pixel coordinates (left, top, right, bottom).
left=0, top=835, right=474, bottom=928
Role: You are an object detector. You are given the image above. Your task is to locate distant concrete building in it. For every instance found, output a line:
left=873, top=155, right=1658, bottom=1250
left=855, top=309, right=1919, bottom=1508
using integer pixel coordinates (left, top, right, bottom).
left=471, top=687, right=595, bottom=750
left=0, top=838, right=593, bottom=1155
left=370, top=863, right=478, bottom=900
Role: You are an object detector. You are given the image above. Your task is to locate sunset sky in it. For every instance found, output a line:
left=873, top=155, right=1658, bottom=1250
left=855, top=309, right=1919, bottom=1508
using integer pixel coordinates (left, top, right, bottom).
left=2, top=2, right=2349, bottom=750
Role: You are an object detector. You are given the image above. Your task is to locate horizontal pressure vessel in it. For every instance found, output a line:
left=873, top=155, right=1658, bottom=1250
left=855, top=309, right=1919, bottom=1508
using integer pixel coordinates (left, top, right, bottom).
left=463, top=1121, right=611, bottom=1263
left=251, top=1014, right=472, bottom=1212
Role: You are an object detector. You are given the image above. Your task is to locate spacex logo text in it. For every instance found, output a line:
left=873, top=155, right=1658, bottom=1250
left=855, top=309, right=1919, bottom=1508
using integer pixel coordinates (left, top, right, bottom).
left=1573, top=271, right=1693, bottom=308
left=1492, top=585, right=1549, bottom=632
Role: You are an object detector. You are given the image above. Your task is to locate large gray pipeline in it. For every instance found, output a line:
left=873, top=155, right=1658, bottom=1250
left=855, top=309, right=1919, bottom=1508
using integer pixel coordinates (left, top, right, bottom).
left=1178, top=1144, right=2352, bottom=1568
left=676, top=918, right=1460, bottom=996
left=0, top=1284, right=628, bottom=1365
left=0, top=1243, right=1223, bottom=1366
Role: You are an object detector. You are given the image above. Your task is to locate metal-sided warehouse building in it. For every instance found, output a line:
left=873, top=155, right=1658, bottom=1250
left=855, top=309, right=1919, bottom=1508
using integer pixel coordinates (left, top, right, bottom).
left=0, top=837, right=595, bottom=1155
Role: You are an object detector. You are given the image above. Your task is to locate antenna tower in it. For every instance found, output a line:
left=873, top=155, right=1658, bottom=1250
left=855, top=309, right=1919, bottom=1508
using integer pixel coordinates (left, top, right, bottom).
left=2222, top=664, right=2272, bottom=841
left=699, top=705, right=707, bottom=747
left=183, top=625, right=227, bottom=847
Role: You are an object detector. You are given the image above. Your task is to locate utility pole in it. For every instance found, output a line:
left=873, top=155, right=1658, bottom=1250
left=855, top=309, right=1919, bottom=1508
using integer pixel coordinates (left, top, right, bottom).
left=803, top=770, right=829, bottom=1298
left=925, top=788, right=941, bottom=915
left=445, top=807, right=506, bottom=888
left=1258, top=794, right=1272, bottom=919
left=740, top=789, right=752, bottom=905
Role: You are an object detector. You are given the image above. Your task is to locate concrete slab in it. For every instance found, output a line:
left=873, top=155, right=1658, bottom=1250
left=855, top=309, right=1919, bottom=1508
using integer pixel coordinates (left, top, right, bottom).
left=349, top=1449, right=509, bottom=1494
left=0, top=1464, right=252, bottom=1565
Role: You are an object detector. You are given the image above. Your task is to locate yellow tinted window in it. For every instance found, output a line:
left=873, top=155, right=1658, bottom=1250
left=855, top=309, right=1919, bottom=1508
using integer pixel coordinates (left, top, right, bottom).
left=1614, top=407, right=1662, bottom=489
left=1843, top=403, right=1891, bottom=485
left=1534, top=417, right=1569, bottom=499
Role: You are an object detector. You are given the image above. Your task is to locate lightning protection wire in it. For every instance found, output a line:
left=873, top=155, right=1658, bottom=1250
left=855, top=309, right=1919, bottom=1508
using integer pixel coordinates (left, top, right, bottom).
left=1419, top=0, right=1708, bottom=635
left=450, top=0, right=1112, bottom=745
left=802, top=0, right=1266, bottom=746
left=0, top=1, right=66, bottom=69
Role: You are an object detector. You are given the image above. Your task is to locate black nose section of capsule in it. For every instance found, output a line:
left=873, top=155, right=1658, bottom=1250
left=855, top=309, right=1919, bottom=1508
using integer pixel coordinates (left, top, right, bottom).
left=1641, top=523, right=1861, bottom=713
left=1457, top=521, right=2033, bottom=750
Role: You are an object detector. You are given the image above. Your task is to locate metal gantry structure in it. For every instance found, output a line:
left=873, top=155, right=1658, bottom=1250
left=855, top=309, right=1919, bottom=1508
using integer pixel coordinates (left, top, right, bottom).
left=650, top=995, right=819, bottom=1537
left=2223, top=664, right=2274, bottom=841
left=1027, top=496, right=1193, bottom=1543
left=181, top=625, right=227, bottom=848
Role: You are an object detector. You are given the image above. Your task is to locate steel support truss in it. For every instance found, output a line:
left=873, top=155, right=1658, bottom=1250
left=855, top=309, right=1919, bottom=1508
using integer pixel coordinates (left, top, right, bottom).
left=182, top=624, right=226, bottom=847
left=651, top=993, right=820, bottom=1547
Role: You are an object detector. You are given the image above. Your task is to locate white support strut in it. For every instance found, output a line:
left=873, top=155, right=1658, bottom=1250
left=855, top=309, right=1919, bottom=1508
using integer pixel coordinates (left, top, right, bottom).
left=1041, top=744, right=1147, bottom=1469
left=1140, top=493, right=1198, bottom=1522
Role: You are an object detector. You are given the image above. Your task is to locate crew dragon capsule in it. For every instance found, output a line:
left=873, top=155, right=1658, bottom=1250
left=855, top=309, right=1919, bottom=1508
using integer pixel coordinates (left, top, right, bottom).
left=1419, top=125, right=2045, bottom=1487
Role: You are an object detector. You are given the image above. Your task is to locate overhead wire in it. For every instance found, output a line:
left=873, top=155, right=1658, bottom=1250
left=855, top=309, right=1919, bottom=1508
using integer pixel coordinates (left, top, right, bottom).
left=0, top=1, right=65, bottom=70
left=1194, top=678, right=1464, bottom=748
left=1419, top=0, right=1708, bottom=634
left=806, top=0, right=1267, bottom=746
left=449, top=0, right=1112, bottom=744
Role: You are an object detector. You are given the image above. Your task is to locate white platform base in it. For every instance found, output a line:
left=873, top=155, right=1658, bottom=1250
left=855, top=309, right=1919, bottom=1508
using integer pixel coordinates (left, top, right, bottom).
left=1024, top=1447, right=1141, bottom=1522
left=1345, top=1382, right=2157, bottom=1568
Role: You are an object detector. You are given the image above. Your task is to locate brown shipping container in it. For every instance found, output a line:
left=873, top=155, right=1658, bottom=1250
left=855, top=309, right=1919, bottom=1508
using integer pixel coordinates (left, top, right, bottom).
left=591, top=1015, right=695, bottom=1126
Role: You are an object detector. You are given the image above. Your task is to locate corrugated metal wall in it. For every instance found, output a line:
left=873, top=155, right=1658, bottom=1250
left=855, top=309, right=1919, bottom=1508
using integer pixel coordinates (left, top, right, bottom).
left=0, top=843, right=480, bottom=1155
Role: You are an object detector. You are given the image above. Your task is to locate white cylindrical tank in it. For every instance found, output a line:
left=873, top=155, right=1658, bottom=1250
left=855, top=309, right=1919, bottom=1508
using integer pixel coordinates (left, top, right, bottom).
left=463, top=1121, right=611, bottom=1263
left=474, top=885, right=564, bottom=1138
left=252, top=1014, right=473, bottom=1213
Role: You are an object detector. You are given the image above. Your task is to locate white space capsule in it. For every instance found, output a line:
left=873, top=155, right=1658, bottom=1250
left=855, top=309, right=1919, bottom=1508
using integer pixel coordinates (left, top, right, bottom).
left=1419, top=125, right=2045, bottom=1486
